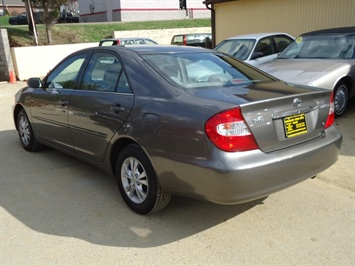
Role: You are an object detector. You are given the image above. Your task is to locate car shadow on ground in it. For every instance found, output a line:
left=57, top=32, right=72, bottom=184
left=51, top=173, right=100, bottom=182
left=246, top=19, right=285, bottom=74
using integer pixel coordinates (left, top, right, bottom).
left=335, top=97, right=355, bottom=157
left=1, top=129, right=265, bottom=248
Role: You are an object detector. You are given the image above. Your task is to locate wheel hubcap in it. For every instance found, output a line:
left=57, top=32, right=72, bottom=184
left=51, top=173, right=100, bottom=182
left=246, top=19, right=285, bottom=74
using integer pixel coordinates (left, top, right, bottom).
left=121, top=157, right=148, bottom=204
left=334, top=85, right=347, bottom=115
left=19, top=115, right=31, bottom=146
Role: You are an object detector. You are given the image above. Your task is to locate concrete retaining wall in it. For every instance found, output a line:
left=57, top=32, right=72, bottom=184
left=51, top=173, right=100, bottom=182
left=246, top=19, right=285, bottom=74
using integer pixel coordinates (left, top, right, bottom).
left=11, top=43, right=97, bottom=81
left=0, top=29, right=14, bottom=82
left=113, top=27, right=211, bottom=45
left=6, top=27, right=210, bottom=81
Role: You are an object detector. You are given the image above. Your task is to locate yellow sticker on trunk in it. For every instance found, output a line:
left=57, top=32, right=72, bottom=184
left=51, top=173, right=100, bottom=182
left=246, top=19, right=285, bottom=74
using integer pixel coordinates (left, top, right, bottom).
left=283, top=113, right=308, bottom=138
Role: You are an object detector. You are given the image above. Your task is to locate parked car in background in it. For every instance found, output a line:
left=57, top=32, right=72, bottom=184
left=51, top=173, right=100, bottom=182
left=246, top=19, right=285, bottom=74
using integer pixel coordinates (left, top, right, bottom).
left=214, top=32, right=294, bottom=66
left=8, top=12, right=43, bottom=25
left=259, top=27, right=355, bottom=116
left=171, top=33, right=212, bottom=48
left=99, top=37, right=158, bottom=46
left=56, top=12, right=79, bottom=23
left=13, top=45, right=342, bottom=214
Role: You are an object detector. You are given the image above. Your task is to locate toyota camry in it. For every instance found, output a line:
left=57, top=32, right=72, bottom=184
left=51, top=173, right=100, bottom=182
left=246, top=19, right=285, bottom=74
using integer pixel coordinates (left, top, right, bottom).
left=13, top=45, right=342, bottom=214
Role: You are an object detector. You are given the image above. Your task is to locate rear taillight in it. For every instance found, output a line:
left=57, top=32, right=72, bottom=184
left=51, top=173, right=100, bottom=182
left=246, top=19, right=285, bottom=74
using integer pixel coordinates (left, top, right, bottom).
left=205, top=107, right=259, bottom=152
left=183, top=35, right=187, bottom=46
left=325, top=92, right=335, bottom=129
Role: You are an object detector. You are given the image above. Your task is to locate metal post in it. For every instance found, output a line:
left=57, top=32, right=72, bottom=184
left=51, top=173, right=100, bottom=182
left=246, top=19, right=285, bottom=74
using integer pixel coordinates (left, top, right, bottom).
left=2, top=0, right=5, bottom=15
left=25, top=0, right=38, bottom=46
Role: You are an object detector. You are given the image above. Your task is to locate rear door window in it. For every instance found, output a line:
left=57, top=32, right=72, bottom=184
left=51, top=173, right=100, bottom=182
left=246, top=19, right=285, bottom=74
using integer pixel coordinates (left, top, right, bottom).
left=254, top=37, right=274, bottom=56
left=273, top=35, right=294, bottom=53
left=172, top=35, right=184, bottom=44
left=80, top=52, right=131, bottom=93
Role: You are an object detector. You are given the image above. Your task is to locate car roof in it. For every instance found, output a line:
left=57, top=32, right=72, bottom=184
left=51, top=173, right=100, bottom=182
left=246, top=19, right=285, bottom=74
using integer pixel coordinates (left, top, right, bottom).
left=100, top=37, right=155, bottom=41
left=173, top=33, right=211, bottom=36
left=302, top=27, right=355, bottom=36
left=225, top=32, right=294, bottom=40
left=120, top=45, right=210, bottom=54
left=93, top=45, right=212, bottom=55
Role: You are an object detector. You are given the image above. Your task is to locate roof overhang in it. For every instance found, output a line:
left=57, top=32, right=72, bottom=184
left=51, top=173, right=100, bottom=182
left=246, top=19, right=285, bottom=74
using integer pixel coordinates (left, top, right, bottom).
left=203, top=0, right=238, bottom=5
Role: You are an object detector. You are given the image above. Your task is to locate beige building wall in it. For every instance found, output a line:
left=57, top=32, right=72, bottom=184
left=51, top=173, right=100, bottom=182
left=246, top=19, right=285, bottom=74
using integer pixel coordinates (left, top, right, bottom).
left=214, top=0, right=355, bottom=45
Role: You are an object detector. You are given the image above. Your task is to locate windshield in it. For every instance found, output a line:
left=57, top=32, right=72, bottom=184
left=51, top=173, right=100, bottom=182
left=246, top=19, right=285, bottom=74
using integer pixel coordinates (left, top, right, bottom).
left=142, top=52, right=275, bottom=89
left=214, top=39, right=256, bottom=60
left=278, top=34, right=355, bottom=59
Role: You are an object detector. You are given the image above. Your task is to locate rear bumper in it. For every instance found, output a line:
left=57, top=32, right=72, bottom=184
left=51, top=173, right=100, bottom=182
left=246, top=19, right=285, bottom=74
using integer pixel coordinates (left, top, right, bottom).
left=155, top=125, right=342, bottom=204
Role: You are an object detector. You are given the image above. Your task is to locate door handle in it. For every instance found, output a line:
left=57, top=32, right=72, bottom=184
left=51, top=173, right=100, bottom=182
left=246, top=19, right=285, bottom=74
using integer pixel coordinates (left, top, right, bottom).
left=110, top=105, right=125, bottom=113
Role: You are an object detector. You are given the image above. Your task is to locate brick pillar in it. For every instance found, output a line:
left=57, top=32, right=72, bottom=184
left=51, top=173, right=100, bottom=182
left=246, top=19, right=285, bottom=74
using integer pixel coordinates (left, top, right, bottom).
left=0, top=28, right=14, bottom=82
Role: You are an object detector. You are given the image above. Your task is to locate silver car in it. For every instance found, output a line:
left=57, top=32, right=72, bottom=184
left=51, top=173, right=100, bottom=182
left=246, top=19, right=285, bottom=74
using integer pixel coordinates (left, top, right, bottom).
left=13, top=45, right=342, bottom=214
left=259, top=27, right=355, bottom=116
left=214, top=32, right=294, bottom=66
left=99, top=37, right=158, bottom=46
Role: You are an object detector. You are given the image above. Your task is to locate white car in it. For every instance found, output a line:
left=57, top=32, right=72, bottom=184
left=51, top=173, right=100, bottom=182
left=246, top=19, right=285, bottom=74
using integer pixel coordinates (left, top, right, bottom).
left=214, top=32, right=294, bottom=66
left=99, top=37, right=158, bottom=46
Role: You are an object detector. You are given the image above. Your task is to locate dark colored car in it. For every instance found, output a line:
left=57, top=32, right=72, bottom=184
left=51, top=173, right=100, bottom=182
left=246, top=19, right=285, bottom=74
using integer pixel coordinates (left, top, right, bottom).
left=13, top=45, right=342, bottom=214
left=171, top=33, right=212, bottom=48
left=8, top=12, right=42, bottom=25
left=56, top=12, right=79, bottom=23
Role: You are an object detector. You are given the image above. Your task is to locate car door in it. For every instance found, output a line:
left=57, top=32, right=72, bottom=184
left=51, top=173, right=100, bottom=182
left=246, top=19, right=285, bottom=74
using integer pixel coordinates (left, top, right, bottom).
left=250, top=37, right=277, bottom=66
left=273, top=35, right=294, bottom=53
left=69, top=51, right=134, bottom=161
left=29, top=53, right=88, bottom=150
left=18, top=13, right=28, bottom=24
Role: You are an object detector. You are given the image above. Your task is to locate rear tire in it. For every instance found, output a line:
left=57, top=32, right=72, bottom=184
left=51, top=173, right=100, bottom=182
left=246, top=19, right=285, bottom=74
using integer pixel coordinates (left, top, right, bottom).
left=116, top=144, right=171, bottom=214
left=334, top=82, right=348, bottom=116
left=17, top=109, right=43, bottom=152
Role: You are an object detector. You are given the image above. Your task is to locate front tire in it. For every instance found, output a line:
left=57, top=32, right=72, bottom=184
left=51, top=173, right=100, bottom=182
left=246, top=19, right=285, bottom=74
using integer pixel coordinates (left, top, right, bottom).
left=17, top=109, right=43, bottom=152
left=334, top=82, right=349, bottom=116
left=116, top=144, right=171, bottom=214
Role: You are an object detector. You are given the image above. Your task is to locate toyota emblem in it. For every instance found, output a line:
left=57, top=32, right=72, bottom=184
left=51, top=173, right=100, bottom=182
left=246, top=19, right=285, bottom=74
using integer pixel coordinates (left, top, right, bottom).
left=293, top=98, right=302, bottom=108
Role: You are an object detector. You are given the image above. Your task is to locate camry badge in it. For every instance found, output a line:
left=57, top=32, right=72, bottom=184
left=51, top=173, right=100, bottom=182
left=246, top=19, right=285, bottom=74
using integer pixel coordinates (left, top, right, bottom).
left=293, top=98, right=302, bottom=108
left=252, top=116, right=263, bottom=123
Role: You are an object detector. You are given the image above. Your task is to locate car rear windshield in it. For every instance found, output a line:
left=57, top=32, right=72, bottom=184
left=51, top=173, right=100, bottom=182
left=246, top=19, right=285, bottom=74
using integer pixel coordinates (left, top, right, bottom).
left=142, top=52, right=275, bottom=89
left=278, top=34, right=355, bottom=59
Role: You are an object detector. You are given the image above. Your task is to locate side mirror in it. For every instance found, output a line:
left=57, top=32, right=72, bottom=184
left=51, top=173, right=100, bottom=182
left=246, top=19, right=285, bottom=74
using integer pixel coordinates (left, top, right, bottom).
left=250, top=52, right=264, bottom=60
left=27, top=78, right=42, bottom=88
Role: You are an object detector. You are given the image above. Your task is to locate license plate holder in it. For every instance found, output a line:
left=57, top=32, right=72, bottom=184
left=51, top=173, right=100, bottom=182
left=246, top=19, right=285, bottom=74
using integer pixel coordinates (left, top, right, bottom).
left=283, top=113, right=308, bottom=138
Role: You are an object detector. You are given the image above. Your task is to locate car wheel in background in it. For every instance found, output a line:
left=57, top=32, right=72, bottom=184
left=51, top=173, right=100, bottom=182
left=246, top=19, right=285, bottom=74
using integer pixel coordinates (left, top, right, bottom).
left=17, top=109, right=43, bottom=152
left=334, top=81, right=349, bottom=116
left=116, top=144, right=171, bottom=214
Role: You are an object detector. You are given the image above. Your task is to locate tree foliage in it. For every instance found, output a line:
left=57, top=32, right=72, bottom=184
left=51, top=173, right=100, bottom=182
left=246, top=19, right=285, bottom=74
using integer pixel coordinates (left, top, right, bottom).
left=31, top=0, right=67, bottom=44
left=65, top=0, right=79, bottom=15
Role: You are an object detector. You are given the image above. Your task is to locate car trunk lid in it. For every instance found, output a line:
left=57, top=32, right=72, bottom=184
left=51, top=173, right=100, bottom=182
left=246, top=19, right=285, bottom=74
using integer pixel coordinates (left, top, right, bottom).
left=190, top=81, right=332, bottom=153
left=240, top=90, right=331, bottom=153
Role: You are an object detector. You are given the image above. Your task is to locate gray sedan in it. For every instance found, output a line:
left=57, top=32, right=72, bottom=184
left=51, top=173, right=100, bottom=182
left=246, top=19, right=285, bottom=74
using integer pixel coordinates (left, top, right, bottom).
left=259, top=27, right=355, bottom=116
left=13, top=45, right=342, bottom=214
